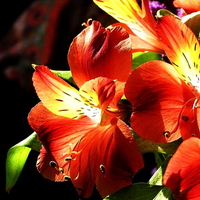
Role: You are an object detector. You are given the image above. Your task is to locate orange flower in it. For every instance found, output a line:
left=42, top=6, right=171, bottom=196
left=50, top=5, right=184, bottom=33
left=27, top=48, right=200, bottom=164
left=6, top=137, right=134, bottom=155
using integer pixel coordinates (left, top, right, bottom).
left=28, top=21, right=143, bottom=198
left=125, top=15, right=200, bottom=143
left=68, top=20, right=132, bottom=87
left=93, top=0, right=164, bottom=53
left=28, top=66, right=143, bottom=198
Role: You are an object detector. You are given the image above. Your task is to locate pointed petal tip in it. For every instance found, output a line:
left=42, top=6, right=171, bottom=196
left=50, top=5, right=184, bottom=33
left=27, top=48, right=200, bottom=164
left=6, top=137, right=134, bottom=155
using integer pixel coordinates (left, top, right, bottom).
left=31, top=64, right=38, bottom=69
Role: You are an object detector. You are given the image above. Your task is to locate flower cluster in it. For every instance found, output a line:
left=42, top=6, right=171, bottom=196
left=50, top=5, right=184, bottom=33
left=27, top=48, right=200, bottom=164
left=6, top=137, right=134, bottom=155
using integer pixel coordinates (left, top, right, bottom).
left=9, top=0, right=200, bottom=199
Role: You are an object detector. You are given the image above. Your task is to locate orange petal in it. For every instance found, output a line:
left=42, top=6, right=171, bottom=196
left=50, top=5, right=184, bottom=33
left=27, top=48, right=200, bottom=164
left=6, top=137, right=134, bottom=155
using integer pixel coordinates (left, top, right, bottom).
left=125, top=60, right=194, bottom=143
left=32, top=65, right=86, bottom=119
left=68, top=20, right=132, bottom=87
left=28, top=102, right=96, bottom=182
left=164, top=137, right=200, bottom=199
left=173, top=0, right=200, bottom=14
left=156, top=15, right=200, bottom=96
left=70, top=119, right=144, bottom=198
left=28, top=103, right=143, bottom=198
left=94, top=0, right=163, bottom=53
left=179, top=98, right=200, bottom=139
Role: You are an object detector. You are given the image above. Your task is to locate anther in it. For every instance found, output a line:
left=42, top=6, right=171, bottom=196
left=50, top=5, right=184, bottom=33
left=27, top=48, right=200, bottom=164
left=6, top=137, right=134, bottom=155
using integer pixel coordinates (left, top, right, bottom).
left=58, top=167, right=64, bottom=173
left=64, top=176, right=71, bottom=181
left=65, top=156, right=72, bottom=161
left=49, top=161, right=57, bottom=168
left=182, top=116, right=189, bottom=122
left=163, top=131, right=171, bottom=138
left=100, top=164, right=105, bottom=174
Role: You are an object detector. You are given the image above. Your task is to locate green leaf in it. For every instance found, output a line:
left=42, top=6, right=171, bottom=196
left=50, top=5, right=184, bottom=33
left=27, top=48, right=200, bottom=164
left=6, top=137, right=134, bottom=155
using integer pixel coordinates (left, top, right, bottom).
left=104, top=183, right=173, bottom=200
left=153, top=187, right=174, bottom=200
left=51, top=70, right=75, bottom=85
left=6, top=146, right=31, bottom=193
left=148, top=156, right=171, bottom=186
left=156, top=9, right=178, bottom=18
left=5, top=132, right=41, bottom=193
left=133, top=132, right=182, bottom=155
left=154, top=153, right=168, bottom=168
left=132, top=52, right=162, bottom=69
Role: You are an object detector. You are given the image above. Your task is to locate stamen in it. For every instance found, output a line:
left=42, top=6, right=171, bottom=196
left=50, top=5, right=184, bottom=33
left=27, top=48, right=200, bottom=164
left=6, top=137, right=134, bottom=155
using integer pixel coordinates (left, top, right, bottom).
left=63, top=144, right=81, bottom=160
left=65, top=157, right=72, bottom=161
left=100, top=164, right=105, bottom=174
left=81, top=18, right=92, bottom=27
left=64, top=176, right=71, bottom=181
left=58, top=167, right=64, bottom=173
left=49, top=161, right=57, bottom=168
left=163, top=131, right=171, bottom=138
left=49, top=161, right=70, bottom=181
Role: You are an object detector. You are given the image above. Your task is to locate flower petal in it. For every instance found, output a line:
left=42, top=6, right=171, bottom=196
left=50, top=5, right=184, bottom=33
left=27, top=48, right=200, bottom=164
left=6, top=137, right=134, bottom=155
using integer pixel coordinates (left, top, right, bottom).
left=173, top=0, right=200, bottom=14
left=28, top=103, right=143, bottom=198
left=155, top=15, right=200, bottom=95
left=125, top=60, right=194, bottom=143
left=93, top=0, right=163, bottom=53
left=70, top=118, right=144, bottom=198
left=179, top=98, right=200, bottom=140
left=32, top=65, right=86, bottom=119
left=28, top=102, right=96, bottom=181
left=80, top=77, right=115, bottom=111
left=163, top=137, right=200, bottom=199
left=67, top=20, right=132, bottom=87
left=32, top=65, right=119, bottom=122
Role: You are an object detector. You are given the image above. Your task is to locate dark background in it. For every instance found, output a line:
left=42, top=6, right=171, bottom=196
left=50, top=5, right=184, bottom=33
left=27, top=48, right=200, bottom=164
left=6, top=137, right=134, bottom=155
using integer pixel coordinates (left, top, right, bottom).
left=0, top=1, right=157, bottom=200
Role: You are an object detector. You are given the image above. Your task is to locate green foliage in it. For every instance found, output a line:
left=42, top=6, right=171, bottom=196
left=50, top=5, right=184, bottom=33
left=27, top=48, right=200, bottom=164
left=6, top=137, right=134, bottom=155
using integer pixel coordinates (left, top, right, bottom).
left=133, top=132, right=182, bottom=155
left=51, top=70, right=75, bottom=85
left=148, top=156, right=171, bottom=186
left=104, top=183, right=173, bottom=200
left=5, top=132, right=41, bottom=193
left=132, top=52, right=162, bottom=69
left=156, top=9, right=178, bottom=18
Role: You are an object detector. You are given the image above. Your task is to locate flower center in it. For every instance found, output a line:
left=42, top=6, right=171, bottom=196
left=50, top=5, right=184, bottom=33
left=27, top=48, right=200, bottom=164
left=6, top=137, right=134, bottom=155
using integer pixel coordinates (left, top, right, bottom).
left=82, top=104, right=101, bottom=123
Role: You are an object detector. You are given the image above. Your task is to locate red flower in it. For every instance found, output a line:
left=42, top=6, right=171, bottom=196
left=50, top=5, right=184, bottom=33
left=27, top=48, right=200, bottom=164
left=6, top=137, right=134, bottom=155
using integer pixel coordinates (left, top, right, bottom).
left=28, top=66, right=143, bottom=198
left=68, top=20, right=132, bottom=88
left=93, top=0, right=164, bottom=53
left=125, top=15, right=200, bottom=143
left=68, top=20, right=132, bottom=109
left=28, top=21, right=143, bottom=198
left=163, top=137, right=200, bottom=199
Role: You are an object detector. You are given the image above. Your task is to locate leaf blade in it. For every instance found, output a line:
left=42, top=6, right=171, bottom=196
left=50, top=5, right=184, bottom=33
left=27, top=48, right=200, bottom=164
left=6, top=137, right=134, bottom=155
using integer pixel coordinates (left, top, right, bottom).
left=51, top=70, right=75, bottom=85
left=5, top=146, right=31, bottom=193
left=5, top=132, right=41, bottom=192
left=104, top=183, right=173, bottom=200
